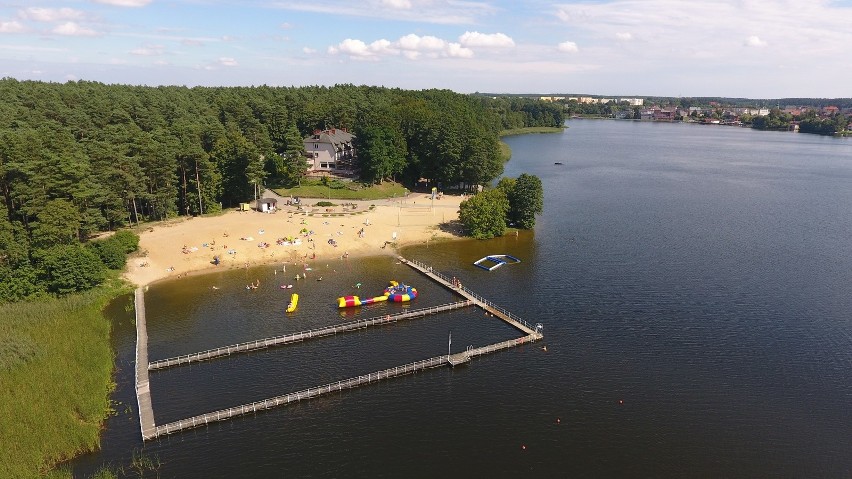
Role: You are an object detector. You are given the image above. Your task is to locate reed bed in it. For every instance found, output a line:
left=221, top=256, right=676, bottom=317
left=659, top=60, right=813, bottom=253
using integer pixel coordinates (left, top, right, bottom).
left=0, top=278, right=129, bottom=478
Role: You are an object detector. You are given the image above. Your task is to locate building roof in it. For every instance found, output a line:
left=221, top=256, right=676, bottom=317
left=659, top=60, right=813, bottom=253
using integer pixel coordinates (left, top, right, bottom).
left=304, top=128, right=354, bottom=149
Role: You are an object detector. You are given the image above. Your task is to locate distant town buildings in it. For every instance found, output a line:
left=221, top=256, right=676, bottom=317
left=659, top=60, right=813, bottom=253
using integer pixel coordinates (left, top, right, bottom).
left=528, top=93, right=848, bottom=133
left=564, top=97, right=643, bottom=106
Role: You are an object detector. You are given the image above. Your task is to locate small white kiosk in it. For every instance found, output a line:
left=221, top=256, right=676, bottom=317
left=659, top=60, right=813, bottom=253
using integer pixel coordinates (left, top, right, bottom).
left=258, top=198, right=278, bottom=212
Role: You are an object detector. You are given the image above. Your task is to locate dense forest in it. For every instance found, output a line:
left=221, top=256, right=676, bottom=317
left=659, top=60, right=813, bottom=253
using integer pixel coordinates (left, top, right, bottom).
left=0, top=79, right=562, bottom=302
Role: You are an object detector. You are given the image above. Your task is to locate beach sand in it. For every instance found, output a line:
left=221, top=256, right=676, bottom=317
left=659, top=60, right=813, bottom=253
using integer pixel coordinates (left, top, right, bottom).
left=123, top=194, right=465, bottom=286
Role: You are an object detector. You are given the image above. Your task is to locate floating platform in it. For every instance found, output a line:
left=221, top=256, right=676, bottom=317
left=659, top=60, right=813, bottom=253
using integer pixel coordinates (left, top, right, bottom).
left=473, top=254, right=521, bottom=271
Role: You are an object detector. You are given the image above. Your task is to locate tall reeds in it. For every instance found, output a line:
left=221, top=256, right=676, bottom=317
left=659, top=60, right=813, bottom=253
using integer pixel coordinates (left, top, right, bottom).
left=0, top=278, right=129, bottom=477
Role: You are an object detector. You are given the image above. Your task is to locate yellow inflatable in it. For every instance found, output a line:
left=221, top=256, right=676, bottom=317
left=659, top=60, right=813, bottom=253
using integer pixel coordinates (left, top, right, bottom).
left=286, top=293, right=299, bottom=313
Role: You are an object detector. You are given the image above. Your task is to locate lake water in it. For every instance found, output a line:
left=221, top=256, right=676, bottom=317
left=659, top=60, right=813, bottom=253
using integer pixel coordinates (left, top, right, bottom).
left=72, top=120, right=851, bottom=478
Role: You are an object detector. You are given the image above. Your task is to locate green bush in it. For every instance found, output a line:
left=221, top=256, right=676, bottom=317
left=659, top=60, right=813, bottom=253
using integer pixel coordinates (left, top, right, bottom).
left=87, top=240, right=126, bottom=270
left=111, top=230, right=140, bottom=254
left=87, top=230, right=140, bottom=270
left=0, top=265, right=44, bottom=304
left=37, top=245, right=106, bottom=294
left=315, top=201, right=336, bottom=207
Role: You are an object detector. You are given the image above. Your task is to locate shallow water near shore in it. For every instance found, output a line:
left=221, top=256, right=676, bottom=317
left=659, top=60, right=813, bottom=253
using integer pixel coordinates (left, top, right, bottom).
left=73, top=120, right=851, bottom=477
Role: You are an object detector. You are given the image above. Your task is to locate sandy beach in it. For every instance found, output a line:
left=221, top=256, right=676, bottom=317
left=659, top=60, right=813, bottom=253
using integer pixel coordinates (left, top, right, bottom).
left=123, top=194, right=465, bottom=286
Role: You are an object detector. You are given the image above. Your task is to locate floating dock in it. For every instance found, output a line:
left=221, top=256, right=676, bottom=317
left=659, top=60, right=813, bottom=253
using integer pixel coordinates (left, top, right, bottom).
left=135, top=258, right=542, bottom=440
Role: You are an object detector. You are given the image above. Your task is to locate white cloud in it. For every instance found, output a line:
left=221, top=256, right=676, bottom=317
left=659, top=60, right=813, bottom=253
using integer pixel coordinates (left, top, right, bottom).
left=380, top=0, right=412, bottom=8
left=19, top=7, right=85, bottom=22
left=328, top=38, right=398, bottom=59
left=302, top=47, right=316, bottom=54
left=446, top=42, right=473, bottom=58
left=218, top=57, right=238, bottom=66
left=557, top=41, right=578, bottom=53
left=555, top=8, right=571, bottom=22
left=328, top=38, right=368, bottom=57
left=280, top=22, right=293, bottom=29
left=744, top=35, right=766, bottom=47
left=130, top=44, right=165, bottom=56
left=398, top=34, right=446, bottom=51
left=615, top=32, right=632, bottom=41
left=370, top=38, right=396, bottom=55
left=551, top=1, right=852, bottom=59
left=329, top=33, right=477, bottom=60
left=459, top=31, right=514, bottom=48
left=52, top=22, right=98, bottom=36
left=0, top=44, right=66, bottom=52
left=92, top=0, right=152, bottom=7
left=271, top=0, right=497, bottom=25
left=0, top=21, right=26, bottom=33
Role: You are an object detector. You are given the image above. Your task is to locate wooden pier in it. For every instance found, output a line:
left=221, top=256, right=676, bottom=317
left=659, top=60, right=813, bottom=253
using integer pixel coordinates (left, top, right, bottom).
left=149, top=301, right=473, bottom=370
left=134, top=288, right=157, bottom=441
left=401, top=258, right=543, bottom=339
left=153, top=354, right=449, bottom=437
left=135, top=258, right=542, bottom=440
left=152, top=332, right=541, bottom=438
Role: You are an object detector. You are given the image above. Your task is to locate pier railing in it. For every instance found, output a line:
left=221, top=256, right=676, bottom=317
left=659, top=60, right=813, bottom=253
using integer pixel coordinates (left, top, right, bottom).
left=404, top=259, right=540, bottom=335
left=137, top=259, right=544, bottom=440
left=134, top=288, right=157, bottom=440
left=134, top=289, right=141, bottom=415
left=153, top=355, right=449, bottom=438
left=149, top=301, right=473, bottom=371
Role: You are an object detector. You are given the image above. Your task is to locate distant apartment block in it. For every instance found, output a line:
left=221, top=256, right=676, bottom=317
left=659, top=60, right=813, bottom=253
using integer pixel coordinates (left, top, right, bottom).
left=620, top=98, right=644, bottom=106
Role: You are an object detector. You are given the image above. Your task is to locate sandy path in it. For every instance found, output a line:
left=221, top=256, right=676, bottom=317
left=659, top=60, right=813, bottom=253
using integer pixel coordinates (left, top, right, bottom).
left=124, top=194, right=465, bottom=286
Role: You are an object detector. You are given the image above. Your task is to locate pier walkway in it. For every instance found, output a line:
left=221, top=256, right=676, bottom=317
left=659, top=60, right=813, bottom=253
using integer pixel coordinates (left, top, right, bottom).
left=148, top=301, right=473, bottom=371
left=153, top=354, right=449, bottom=437
left=401, top=258, right=543, bottom=339
left=135, top=258, right=542, bottom=440
left=152, top=332, right=541, bottom=438
left=134, top=288, right=157, bottom=440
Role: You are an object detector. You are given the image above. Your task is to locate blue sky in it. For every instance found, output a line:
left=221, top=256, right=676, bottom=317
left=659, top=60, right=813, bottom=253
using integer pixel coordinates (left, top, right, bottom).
left=2, top=0, right=851, bottom=98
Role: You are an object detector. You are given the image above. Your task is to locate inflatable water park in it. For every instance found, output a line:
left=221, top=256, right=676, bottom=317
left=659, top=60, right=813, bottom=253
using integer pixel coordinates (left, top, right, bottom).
left=473, top=254, right=521, bottom=271
left=337, top=280, right=418, bottom=308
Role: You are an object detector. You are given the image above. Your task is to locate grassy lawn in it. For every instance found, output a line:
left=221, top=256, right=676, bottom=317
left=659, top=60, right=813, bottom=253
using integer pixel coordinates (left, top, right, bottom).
left=499, top=126, right=566, bottom=137
left=271, top=179, right=408, bottom=201
left=0, top=275, right=130, bottom=478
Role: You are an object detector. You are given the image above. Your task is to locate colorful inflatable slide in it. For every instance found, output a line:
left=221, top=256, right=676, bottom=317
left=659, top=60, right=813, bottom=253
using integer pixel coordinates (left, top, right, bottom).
left=337, top=281, right=418, bottom=308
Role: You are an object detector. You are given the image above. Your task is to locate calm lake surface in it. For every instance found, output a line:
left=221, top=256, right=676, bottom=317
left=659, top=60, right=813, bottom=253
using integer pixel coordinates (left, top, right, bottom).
left=73, top=120, right=851, bottom=478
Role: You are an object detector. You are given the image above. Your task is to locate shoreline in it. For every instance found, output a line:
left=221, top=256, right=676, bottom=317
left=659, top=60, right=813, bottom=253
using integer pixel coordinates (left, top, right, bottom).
left=123, top=194, right=466, bottom=287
